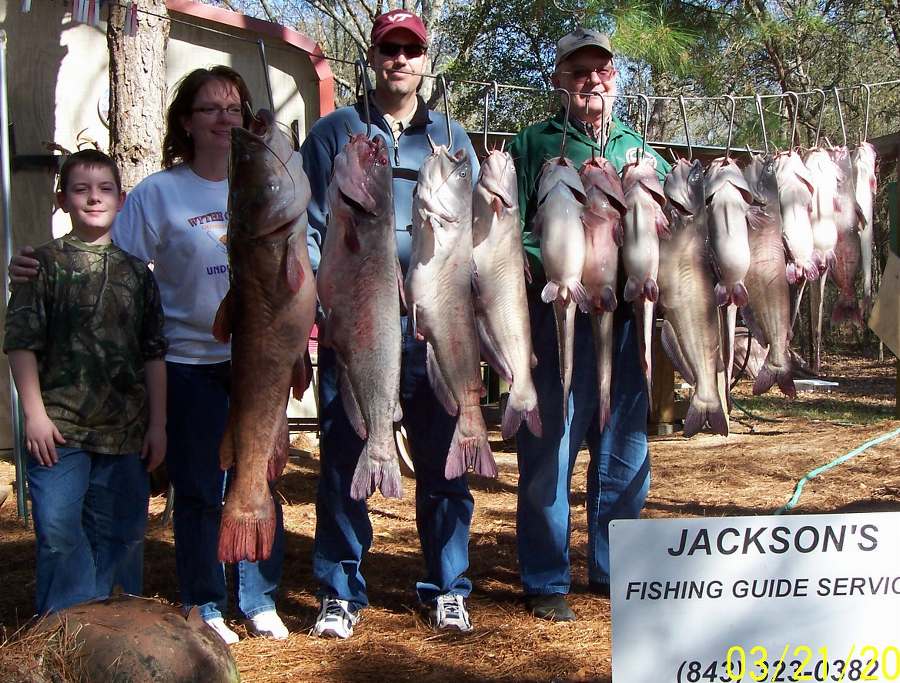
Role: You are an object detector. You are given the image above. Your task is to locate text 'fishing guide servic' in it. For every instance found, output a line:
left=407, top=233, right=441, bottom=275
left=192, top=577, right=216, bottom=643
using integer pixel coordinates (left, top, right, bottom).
left=610, top=512, right=900, bottom=682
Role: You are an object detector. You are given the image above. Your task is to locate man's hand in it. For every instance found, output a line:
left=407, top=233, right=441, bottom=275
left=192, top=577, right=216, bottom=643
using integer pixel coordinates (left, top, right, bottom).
left=9, top=246, right=40, bottom=283
left=25, top=412, right=66, bottom=467
left=141, top=424, right=167, bottom=472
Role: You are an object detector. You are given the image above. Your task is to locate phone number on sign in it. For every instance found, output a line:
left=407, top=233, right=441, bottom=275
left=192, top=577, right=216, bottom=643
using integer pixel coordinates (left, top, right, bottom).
left=675, top=645, right=900, bottom=682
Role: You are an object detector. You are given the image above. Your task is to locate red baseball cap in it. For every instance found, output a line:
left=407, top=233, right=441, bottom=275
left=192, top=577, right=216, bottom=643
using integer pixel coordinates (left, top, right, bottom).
left=370, top=9, right=428, bottom=46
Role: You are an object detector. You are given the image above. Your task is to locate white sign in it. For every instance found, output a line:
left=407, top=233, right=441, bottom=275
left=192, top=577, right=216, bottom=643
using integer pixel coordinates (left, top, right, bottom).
left=610, top=513, right=900, bottom=683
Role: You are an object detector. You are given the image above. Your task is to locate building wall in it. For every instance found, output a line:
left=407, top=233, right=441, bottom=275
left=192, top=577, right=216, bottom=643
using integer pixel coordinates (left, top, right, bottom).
left=0, top=0, right=329, bottom=450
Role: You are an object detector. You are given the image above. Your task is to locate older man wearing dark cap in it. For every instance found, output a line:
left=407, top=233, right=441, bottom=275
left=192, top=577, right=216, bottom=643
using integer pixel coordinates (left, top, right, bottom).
left=508, top=28, right=671, bottom=621
left=301, top=9, right=480, bottom=639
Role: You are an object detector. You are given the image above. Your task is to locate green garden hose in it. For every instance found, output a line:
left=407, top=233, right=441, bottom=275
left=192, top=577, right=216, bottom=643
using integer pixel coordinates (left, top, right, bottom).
left=775, top=425, right=900, bottom=514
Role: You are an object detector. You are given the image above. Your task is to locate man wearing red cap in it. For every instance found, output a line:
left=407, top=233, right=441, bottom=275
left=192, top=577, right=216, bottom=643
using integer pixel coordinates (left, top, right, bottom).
left=301, top=9, right=481, bottom=639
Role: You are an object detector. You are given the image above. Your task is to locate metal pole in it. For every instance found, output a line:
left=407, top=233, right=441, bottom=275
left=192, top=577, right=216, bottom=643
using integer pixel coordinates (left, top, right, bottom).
left=0, top=31, right=27, bottom=522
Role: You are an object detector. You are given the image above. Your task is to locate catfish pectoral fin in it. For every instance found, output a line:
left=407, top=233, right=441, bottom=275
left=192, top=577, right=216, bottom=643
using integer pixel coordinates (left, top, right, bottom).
left=212, top=289, right=234, bottom=343
left=291, top=351, right=313, bottom=400
left=285, top=232, right=306, bottom=293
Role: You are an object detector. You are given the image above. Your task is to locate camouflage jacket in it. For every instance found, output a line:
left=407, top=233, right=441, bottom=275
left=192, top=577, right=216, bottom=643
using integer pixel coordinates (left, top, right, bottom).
left=3, top=234, right=167, bottom=454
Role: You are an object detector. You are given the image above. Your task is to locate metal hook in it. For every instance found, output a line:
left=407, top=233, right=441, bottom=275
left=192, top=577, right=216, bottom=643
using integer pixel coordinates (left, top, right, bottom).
left=439, top=74, right=452, bottom=148
left=783, top=91, right=799, bottom=149
left=638, top=94, right=650, bottom=160
left=482, top=81, right=499, bottom=153
left=833, top=86, right=846, bottom=147
left=677, top=95, right=691, bottom=161
left=755, top=94, right=769, bottom=156
left=599, top=94, right=609, bottom=153
left=813, top=89, right=826, bottom=148
left=860, top=83, right=871, bottom=143
left=724, top=94, right=736, bottom=160
left=354, top=53, right=372, bottom=139
left=555, top=88, right=573, bottom=159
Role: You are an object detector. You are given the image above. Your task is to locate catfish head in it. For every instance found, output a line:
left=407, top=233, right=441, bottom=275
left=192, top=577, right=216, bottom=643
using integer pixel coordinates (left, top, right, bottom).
left=415, top=145, right=472, bottom=226
left=620, top=156, right=666, bottom=208
left=333, top=133, right=392, bottom=218
left=476, top=149, right=517, bottom=218
left=229, top=109, right=311, bottom=239
left=580, top=156, right=626, bottom=217
left=664, top=158, right=705, bottom=218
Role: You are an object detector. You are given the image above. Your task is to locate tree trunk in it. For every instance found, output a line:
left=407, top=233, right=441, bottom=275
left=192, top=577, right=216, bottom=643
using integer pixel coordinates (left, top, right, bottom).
left=107, top=1, right=170, bottom=191
left=881, top=0, right=900, bottom=58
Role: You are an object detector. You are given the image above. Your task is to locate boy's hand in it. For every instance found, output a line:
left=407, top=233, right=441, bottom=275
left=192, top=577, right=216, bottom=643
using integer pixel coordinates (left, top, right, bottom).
left=9, top=246, right=40, bottom=283
left=25, top=412, right=66, bottom=467
left=141, top=425, right=167, bottom=472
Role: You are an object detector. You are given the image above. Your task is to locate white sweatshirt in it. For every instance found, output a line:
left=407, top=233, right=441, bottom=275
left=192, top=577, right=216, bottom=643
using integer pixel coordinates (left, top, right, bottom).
left=112, top=164, right=231, bottom=364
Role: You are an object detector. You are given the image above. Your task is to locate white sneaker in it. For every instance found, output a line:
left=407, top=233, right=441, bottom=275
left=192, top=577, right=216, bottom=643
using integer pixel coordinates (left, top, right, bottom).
left=311, top=598, right=359, bottom=639
left=246, top=610, right=289, bottom=640
left=205, top=617, right=240, bottom=644
left=429, top=594, right=473, bottom=632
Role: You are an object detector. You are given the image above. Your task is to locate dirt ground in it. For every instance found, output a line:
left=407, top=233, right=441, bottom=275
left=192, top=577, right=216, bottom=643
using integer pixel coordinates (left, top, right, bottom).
left=0, top=352, right=897, bottom=682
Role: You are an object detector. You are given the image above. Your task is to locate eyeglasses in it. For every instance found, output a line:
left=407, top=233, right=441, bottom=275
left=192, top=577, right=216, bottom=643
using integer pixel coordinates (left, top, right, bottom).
left=192, top=105, right=244, bottom=118
left=560, top=66, right=615, bottom=82
left=377, top=42, right=427, bottom=58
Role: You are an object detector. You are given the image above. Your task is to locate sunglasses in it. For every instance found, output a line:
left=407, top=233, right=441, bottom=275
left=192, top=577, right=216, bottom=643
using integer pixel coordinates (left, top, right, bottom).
left=377, top=42, right=427, bottom=58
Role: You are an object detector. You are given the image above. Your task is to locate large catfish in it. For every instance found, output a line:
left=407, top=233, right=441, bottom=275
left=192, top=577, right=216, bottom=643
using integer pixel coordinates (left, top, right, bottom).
left=742, top=155, right=796, bottom=398
left=705, top=156, right=753, bottom=395
left=317, top=134, right=403, bottom=500
left=660, top=159, right=727, bottom=437
left=803, top=147, right=842, bottom=371
left=534, top=156, right=588, bottom=420
left=471, top=149, right=541, bottom=439
left=852, top=142, right=877, bottom=307
left=803, top=148, right=841, bottom=273
left=773, top=150, right=818, bottom=284
left=830, top=147, right=864, bottom=326
left=621, top=156, right=669, bottom=394
left=406, top=145, right=496, bottom=479
left=214, top=109, right=316, bottom=562
left=579, top=155, right=626, bottom=431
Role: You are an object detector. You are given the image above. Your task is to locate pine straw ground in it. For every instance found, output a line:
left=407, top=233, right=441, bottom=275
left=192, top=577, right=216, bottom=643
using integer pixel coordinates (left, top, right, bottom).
left=0, top=351, right=897, bottom=682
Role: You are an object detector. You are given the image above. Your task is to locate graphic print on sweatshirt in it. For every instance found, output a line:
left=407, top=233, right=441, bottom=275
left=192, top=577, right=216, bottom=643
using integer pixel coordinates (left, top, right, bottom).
left=187, top=210, right=230, bottom=275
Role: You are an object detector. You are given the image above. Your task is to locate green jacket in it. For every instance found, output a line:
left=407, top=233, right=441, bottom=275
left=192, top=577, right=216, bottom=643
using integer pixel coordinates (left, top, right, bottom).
left=508, top=111, right=671, bottom=284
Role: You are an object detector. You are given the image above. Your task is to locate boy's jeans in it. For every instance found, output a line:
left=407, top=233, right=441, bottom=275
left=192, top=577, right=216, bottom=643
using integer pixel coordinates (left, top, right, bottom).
left=27, top=447, right=149, bottom=614
left=166, top=361, right=284, bottom=621
left=516, top=298, right=651, bottom=595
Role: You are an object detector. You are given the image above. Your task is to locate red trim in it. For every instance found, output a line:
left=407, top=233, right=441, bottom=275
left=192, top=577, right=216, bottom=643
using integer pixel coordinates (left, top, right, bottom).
left=165, top=0, right=334, bottom=117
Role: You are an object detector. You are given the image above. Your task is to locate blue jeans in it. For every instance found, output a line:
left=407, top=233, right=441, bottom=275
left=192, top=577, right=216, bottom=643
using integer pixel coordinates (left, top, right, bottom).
left=166, top=362, right=285, bottom=620
left=516, top=297, right=650, bottom=595
left=313, top=323, right=474, bottom=608
left=27, top=447, right=149, bottom=614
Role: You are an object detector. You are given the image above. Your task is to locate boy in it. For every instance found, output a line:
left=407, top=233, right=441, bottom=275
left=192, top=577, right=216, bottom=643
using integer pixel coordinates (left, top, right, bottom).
left=4, top=149, right=167, bottom=615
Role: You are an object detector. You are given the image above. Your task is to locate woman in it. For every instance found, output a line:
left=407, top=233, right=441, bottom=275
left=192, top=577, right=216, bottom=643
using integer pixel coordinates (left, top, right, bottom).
left=11, top=66, right=288, bottom=644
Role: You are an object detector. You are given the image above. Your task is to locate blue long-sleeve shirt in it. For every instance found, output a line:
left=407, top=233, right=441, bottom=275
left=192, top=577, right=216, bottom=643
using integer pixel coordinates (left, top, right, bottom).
left=301, top=93, right=480, bottom=273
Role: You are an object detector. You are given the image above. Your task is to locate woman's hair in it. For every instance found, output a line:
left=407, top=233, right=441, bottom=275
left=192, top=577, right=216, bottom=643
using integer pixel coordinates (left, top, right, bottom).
left=161, top=65, right=253, bottom=169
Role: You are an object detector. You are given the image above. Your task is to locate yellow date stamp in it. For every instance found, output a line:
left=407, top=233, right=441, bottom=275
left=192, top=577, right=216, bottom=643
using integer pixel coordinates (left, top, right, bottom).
left=675, top=645, right=900, bottom=682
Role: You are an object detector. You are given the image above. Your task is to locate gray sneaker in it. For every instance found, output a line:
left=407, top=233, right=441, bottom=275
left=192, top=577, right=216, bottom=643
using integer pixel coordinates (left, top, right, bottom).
left=428, top=594, right=473, bottom=632
left=311, top=598, right=359, bottom=639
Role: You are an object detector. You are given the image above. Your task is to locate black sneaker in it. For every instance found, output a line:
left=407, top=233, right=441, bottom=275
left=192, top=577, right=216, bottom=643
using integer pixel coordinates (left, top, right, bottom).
left=525, top=593, right=576, bottom=622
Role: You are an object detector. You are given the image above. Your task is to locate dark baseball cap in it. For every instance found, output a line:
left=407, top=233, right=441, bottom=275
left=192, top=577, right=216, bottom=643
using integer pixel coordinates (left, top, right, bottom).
left=371, top=9, right=428, bottom=46
left=555, top=27, right=613, bottom=66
